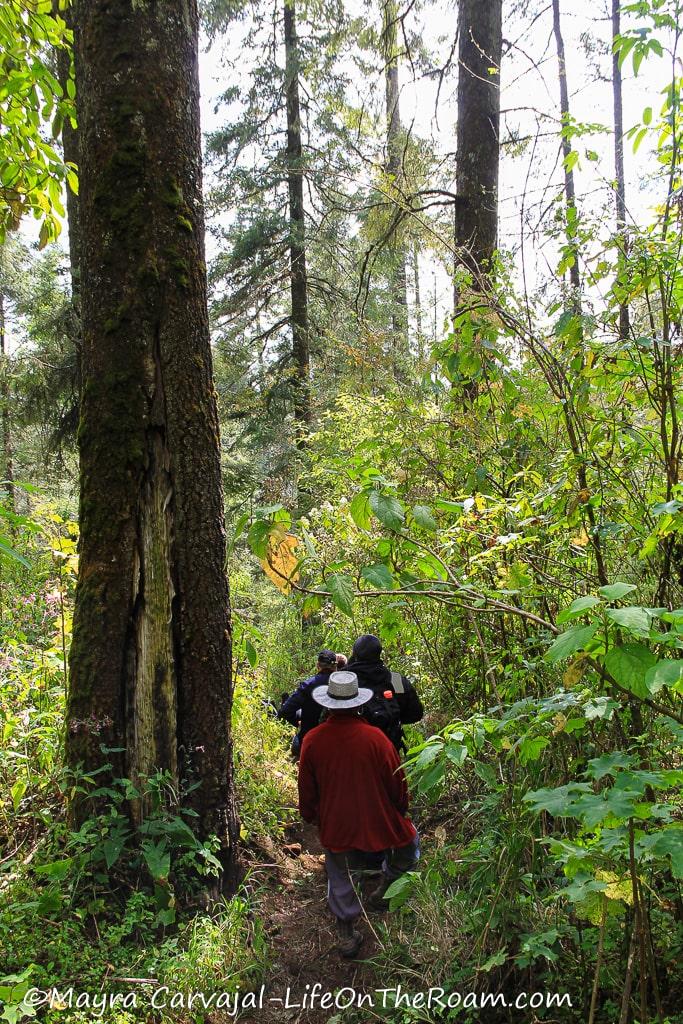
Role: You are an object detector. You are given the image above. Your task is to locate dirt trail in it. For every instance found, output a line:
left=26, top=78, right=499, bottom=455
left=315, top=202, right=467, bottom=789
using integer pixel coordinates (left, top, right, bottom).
left=238, top=821, right=382, bottom=1023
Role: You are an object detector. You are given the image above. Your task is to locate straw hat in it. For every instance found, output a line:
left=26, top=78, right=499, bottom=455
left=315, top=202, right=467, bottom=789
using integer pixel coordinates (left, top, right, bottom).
left=311, top=670, right=373, bottom=710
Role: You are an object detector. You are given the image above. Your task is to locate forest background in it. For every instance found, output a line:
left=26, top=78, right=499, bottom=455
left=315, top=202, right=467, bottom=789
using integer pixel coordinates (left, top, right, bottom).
left=0, top=0, right=682, bottom=1022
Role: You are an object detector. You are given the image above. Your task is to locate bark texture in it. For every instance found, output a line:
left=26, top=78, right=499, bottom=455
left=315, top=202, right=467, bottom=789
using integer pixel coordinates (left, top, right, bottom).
left=382, top=0, right=408, bottom=343
left=284, top=0, right=311, bottom=436
left=455, top=0, right=502, bottom=282
left=67, top=0, right=238, bottom=879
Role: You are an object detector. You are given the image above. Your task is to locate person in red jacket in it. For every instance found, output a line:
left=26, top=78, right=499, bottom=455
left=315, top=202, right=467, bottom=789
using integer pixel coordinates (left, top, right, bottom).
left=298, top=670, right=420, bottom=958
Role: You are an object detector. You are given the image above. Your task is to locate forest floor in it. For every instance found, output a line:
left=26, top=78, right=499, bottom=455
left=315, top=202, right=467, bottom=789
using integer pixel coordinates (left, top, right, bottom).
left=236, top=820, right=384, bottom=1024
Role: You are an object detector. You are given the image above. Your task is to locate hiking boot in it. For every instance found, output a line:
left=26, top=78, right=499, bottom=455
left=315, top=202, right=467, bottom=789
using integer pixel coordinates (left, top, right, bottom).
left=367, top=877, right=391, bottom=911
left=336, top=918, right=363, bottom=958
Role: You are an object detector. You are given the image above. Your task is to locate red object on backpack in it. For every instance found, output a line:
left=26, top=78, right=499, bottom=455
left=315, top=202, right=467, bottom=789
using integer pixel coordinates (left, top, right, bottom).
left=383, top=690, right=393, bottom=699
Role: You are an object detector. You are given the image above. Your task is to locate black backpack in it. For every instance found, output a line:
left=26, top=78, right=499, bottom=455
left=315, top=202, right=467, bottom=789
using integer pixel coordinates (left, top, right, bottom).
left=362, top=671, right=406, bottom=751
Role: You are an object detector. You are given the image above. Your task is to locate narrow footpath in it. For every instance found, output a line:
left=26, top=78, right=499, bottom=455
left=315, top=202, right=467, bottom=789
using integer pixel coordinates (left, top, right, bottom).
left=237, top=821, right=382, bottom=1024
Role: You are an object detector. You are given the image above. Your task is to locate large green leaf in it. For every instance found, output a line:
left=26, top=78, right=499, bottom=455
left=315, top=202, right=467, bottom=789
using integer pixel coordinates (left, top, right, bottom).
left=349, top=492, right=372, bottom=530
left=411, top=505, right=438, bottom=532
left=599, top=582, right=637, bottom=601
left=644, top=659, right=683, bottom=695
left=369, top=490, right=405, bottom=530
left=604, top=644, right=656, bottom=699
left=327, top=573, right=355, bottom=616
left=142, top=840, right=170, bottom=881
left=636, top=827, right=683, bottom=878
left=586, top=752, right=633, bottom=780
left=360, top=564, right=395, bottom=590
left=606, top=606, right=652, bottom=637
left=546, top=624, right=597, bottom=664
left=523, top=782, right=592, bottom=816
left=556, top=595, right=601, bottom=624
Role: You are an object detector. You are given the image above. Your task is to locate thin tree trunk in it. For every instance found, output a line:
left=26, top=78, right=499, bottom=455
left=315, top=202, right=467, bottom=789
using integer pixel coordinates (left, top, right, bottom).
left=55, top=1, right=82, bottom=435
left=612, top=0, right=630, bottom=340
left=382, top=0, right=408, bottom=347
left=284, top=0, right=311, bottom=439
left=412, top=240, right=423, bottom=359
left=55, top=0, right=80, bottom=316
left=552, top=0, right=581, bottom=303
left=551, top=0, right=609, bottom=586
left=68, top=0, right=238, bottom=885
left=0, top=291, right=14, bottom=518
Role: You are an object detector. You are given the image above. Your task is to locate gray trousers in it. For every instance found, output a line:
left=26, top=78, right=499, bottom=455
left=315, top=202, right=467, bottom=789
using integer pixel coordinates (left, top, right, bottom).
left=324, top=834, right=420, bottom=922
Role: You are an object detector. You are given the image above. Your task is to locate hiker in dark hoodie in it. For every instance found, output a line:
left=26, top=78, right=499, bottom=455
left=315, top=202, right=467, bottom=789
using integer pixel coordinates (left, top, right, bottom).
left=278, top=650, right=338, bottom=757
left=346, top=634, right=424, bottom=751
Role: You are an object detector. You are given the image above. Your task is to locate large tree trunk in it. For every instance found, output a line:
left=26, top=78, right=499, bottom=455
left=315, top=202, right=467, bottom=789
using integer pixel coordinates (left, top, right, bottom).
left=67, top=0, right=238, bottom=884
left=284, top=0, right=311, bottom=439
left=382, top=0, right=408, bottom=347
left=454, top=0, right=502, bottom=289
left=453, top=0, right=502, bottom=406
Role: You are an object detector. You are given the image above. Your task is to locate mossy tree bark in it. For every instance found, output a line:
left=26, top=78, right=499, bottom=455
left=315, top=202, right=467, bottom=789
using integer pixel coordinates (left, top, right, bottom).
left=67, top=0, right=239, bottom=885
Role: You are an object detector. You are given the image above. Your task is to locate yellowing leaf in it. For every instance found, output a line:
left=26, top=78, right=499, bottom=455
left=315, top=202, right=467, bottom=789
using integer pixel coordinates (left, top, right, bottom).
left=552, top=713, right=567, bottom=735
left=261, top=534, right=299, bottom=593
left=596, top=870, right=633, bottom=905
left=571, top=528, right=590, bottom=547
left=563, top=658, right=586, bottom=688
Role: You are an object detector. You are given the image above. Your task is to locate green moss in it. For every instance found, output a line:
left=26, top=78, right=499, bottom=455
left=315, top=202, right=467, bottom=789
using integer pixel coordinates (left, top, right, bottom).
left=103, top=303, right=131, bottom=334
left=162, top=180, right=184, bottom=209
left=163, top=245, right=190, bottom=289
left=176, top=215, right=193, bottom=233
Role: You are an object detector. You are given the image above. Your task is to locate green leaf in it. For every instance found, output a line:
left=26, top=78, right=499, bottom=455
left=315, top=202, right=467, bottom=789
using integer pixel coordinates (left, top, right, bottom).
left=574, top=787, right=640, bottom=827
left=586, top=752, right=633, bottom=780
left=598, top=582, right=637, bottom=601
left=636, top=827, right=683, bottom=878
left=360, top=564, right=395, bottom=590
left=142, top=840, right=170, bottom=881
left=0, top=536, right=29, bottom=567
left=411, top=505, right=438, bottom=532
left=369, top=490, right=405, bottom=530
left=384, top=870, right=420, bottom=908
left=247, top=520, right=273, bottom=558
left=481, top=949, right=508, bottom=971
left=327, top=573, right=355, bottom=616
left=523, top=783, right=592, bottom=816
left=33, top=858, right=73, bottom=880
left=245, top=638, right=258, bottom=668
left=556, top=595, right=601, bottom=624
left=518, top=736, right=550, bottom=765
left=606, top=606, right=652, bottom=636
left=546, top=624, right=598, bottom=664
left=10, top=779, right=27, bottom=813
left=604, top=644, right=656, bottom=699
left=103, top=837, right=126, bottom=869
left=349, top=492, right=371, bottom=530
left=644, top=659, right=683, bottom=694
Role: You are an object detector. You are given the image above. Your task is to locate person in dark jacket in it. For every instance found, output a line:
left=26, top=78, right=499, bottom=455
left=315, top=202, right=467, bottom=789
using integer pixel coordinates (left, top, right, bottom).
left=346, top=634, right=424, bottom=748
left=278, top=650, right=337, bottom=756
